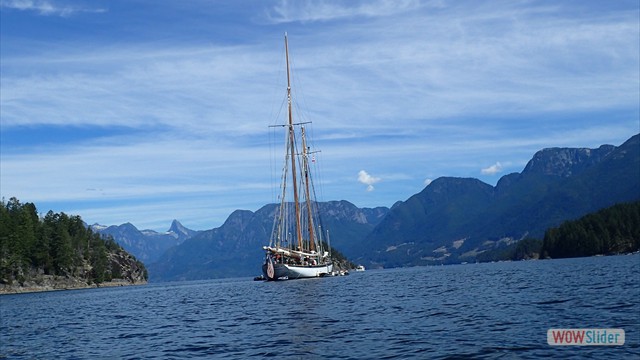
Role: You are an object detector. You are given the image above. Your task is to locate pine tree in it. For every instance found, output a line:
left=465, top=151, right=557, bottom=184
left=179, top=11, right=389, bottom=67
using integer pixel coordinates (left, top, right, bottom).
left=540, top=201, right=640, bottom=258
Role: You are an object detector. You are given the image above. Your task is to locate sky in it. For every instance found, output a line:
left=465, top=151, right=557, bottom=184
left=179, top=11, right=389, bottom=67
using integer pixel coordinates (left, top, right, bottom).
left=1, top=0, right=639, bottom=232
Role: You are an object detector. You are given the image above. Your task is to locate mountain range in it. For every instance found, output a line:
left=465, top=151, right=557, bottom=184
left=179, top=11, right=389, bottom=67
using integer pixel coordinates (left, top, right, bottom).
left=360, top=134, right=639, bottom=267
left=145, top=202, right=388, bottom=281
left=97, top=134, right=639, bottom=281
left=91, top=220, right=198, bottom=264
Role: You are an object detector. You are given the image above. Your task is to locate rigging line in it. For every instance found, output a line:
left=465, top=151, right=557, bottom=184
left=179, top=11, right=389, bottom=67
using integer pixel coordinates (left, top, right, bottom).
left=307, top=122, right=325, bottom=203
left=287, top=46, right=313, bottom=127
left=308, top=158, right=328, bottom=255
left=269, top=124, right=273, bottom=204
left=268, top=71, right=289, bottom=207
left=268, top=38, right=287, bottom=121
left=272, top=136, right=290, bottom=247
left=279, top=120, right=289, bottom=204
left=319, top=153, right=326, bottom=202
left=291, top=55, right=327, bottom=207
left=267, top=69, right=286, bottom=128
left=270, top=124, right=280, bottom=205
left=290, top=69, right=324, bottom=205
left=269, top=39, right=290, bottom=209
left=266, top=41, right=288, bottom=172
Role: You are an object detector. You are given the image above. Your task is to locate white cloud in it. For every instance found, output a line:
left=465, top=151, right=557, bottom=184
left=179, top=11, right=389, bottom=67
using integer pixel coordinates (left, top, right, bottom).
left=358, top=170, right=381, bottom=192
left=481, top=162, right=503, bottom=175
left=0, top=135, right=273, bottom=214
left=0, top=44, right=273, bottom=134
left=0, top=0, right=106, bottom=16
left=1, top=1, right=638, bottom=230
left=267, top=0, right=422, bottom=24
left=424, top=178, right=433, bottom=186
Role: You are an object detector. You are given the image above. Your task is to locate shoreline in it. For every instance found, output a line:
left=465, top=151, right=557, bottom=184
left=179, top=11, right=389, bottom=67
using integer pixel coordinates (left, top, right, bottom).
left=0, top=277, right=147, bottom=295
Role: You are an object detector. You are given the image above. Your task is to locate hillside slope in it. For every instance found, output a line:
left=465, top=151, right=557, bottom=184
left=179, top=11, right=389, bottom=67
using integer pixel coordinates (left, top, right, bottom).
left=359, top=134, right=640, bottom=267
left=148, top=201, right=388, bottom=281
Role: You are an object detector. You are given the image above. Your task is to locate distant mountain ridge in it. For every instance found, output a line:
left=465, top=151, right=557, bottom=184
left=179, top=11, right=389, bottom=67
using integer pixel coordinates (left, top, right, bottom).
left=359, top=134, right=639, bottom=267
left=521, top=144, right=616, bottom=177
left=91, top=220, right=199, bottom=264
left=101, top=134, right=639, bottom=281
left=147, top=201, right=388, bottom=281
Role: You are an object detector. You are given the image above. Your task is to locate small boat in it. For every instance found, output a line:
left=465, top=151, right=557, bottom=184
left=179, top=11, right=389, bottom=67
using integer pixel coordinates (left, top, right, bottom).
left=261, top=34, right=334, bottom=281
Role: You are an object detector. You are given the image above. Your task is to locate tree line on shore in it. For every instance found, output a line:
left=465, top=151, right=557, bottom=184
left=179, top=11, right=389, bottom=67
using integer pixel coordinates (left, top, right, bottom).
left=540, top=201, right=640, bottom=258
left=2, top=197, right=637, bottom=283
left=0, top=197, right=147, bottom=285
left=479, top=201, right=640, bottom=262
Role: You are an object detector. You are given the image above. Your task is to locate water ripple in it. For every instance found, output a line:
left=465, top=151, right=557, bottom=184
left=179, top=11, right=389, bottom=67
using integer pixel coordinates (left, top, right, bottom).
left=0, top=255, right=638, bottom=359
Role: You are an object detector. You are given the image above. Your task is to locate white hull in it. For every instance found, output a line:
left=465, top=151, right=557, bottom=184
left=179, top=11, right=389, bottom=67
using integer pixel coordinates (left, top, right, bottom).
left=285, top=263, right=333, bottom=279
left=263, top=259, right=333, bottom=280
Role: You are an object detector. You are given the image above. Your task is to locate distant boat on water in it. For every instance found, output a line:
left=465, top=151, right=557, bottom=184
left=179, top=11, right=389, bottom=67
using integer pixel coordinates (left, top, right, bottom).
left=261, top=34, right=334, bottom=281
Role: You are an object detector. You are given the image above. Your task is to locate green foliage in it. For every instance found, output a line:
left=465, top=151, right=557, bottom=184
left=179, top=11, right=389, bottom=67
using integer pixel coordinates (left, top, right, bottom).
left=322, top=241, right=356, bottom=269
left=89, top=235, right=108, bottom=283
left=479, top=202, right=640, bottom=262
left=476, top=238, right=543, bottom=262
left=513, top=238, right=542, bottom=260
left=541, top=201, right=640, bottom=258
left=0, top=197, right=147, bottom=285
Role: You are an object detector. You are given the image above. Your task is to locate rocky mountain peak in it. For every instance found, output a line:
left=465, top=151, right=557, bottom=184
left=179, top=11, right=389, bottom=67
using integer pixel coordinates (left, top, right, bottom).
left=167, top=219, right=197, bottom=244
left=168, top=219, right=187, bottom=235
left=522, top=144, right=616, bottom=177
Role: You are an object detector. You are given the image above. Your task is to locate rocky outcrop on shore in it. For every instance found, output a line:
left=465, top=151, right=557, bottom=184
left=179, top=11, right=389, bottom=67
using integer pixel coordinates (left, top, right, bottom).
left=0, top=247, right=148, bottom=295
left=1, top=198, right=149, bottom=295
left=0, top=274, right=147, bottom=294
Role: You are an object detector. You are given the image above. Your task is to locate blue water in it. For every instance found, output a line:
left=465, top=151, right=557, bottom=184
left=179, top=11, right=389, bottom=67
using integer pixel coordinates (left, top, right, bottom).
left=1, top=255, right=639, bottom=359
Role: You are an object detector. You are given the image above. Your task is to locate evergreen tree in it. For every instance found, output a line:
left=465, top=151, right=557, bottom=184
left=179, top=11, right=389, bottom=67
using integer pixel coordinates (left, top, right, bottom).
left=0, top=198, right=147, bottom=286
left=90, top=235, right=108, bottom=284
left=541, top=201, right=640, bottom=258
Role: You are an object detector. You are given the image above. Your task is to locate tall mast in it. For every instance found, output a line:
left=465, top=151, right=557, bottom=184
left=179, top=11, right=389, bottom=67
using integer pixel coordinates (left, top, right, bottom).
left=301, top=126, right=315, bottom=252
left=285, top=33, right=304, bottom=251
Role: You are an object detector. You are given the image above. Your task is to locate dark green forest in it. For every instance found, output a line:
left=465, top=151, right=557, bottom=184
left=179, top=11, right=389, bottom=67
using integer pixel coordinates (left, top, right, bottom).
left=0, top=197, right=147, bottom=285
left=476, top=237, right=543, bottom=262
left=322, top=241, right=356, bottom=270
left=473, top=201, right=639, bottom=262
left=541, top=201, right=640, bottom=258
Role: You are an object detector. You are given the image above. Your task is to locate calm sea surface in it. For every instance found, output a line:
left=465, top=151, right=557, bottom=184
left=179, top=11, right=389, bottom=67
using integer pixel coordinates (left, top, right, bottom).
left=1, top=255, right=639, bottom=359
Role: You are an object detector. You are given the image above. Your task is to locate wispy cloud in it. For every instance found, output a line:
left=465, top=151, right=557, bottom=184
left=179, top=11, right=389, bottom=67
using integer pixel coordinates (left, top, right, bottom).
left=266, top=0, right=422, bottom=24
left=1, top=45, right=273, bottom=135
left=260, top=1, right=639, bottom=142
left=0, top=134, right=274, bottom=229
left=0, top=0, right=106, bottom=17
left=1, top=1, right=638, bottom=230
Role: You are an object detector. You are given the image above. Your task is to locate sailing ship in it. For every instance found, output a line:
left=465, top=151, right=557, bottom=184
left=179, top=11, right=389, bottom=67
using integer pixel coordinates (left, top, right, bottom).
left=262, top=34, right=334, bottom=281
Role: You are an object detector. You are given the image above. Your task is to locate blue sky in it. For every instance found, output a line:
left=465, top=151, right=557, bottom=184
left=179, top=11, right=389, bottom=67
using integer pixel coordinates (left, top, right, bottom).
left=1, top=0, right=639, bottom=232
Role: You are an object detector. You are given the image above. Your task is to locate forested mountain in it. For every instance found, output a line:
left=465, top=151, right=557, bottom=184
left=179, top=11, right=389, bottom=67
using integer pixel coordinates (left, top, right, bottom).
left=541, top=201, right=640, bottom=258
left=357, top=134, right=639, bottom=267
left=477, top=201, right=640, bottom=261
left=0, top=198, right=147, bottom=292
